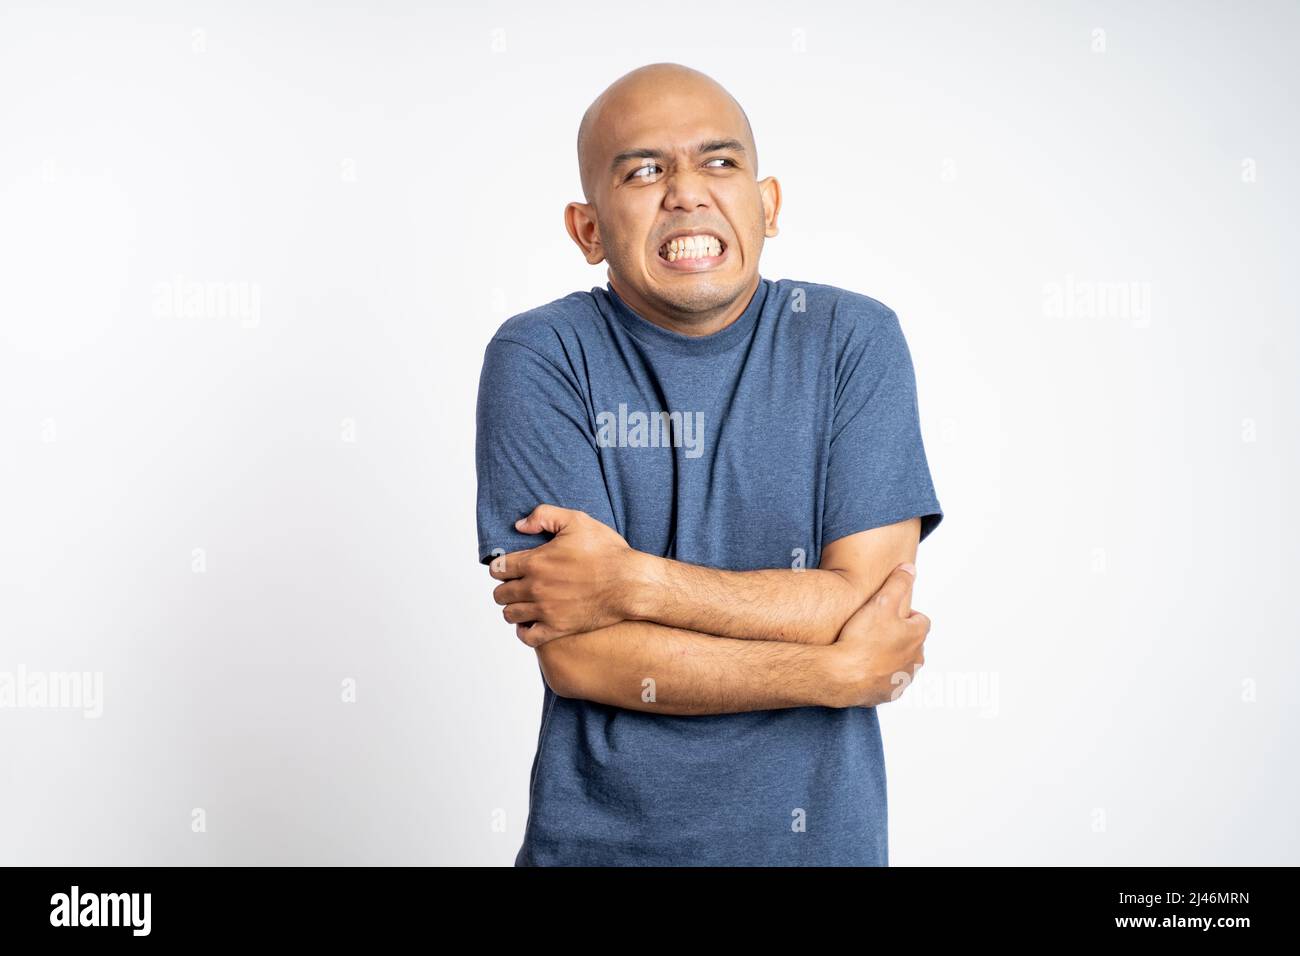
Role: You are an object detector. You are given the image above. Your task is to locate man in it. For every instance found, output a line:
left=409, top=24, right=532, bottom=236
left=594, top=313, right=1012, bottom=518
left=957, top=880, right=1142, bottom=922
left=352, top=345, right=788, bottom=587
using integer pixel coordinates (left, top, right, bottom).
left=475, top=62, right=944, bottom=866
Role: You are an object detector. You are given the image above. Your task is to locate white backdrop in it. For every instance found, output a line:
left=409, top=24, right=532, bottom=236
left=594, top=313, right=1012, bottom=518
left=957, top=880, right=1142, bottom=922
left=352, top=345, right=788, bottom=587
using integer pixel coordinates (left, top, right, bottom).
left=1, top=0, right=1296, bottom=865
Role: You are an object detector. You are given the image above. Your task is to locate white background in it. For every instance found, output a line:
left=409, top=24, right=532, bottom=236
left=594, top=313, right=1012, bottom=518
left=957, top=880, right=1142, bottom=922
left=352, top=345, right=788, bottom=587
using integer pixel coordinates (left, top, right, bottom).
left=1, top=1, right=1296, bottom=865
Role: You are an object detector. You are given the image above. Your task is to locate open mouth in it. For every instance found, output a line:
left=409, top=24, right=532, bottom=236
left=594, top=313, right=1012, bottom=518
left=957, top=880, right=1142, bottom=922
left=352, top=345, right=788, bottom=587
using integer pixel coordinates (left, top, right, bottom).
left=658, top=234, right=727, bottom=263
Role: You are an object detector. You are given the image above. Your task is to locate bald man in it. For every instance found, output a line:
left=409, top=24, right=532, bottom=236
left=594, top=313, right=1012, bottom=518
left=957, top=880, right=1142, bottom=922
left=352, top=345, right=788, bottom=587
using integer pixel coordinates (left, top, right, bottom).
left=475, top=63, right=944, bottom=866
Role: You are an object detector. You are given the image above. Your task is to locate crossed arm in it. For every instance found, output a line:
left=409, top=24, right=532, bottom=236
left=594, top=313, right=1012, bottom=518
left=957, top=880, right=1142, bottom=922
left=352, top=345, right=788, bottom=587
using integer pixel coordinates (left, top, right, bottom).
left=486, top=505, right=926, bottom=715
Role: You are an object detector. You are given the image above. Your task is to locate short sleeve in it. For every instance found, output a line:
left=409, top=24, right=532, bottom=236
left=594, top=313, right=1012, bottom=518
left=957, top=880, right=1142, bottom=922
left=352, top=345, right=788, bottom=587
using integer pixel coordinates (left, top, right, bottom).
left=822, top=308, right=944, bottom=547
left=475, top=336, right=618, bottom=564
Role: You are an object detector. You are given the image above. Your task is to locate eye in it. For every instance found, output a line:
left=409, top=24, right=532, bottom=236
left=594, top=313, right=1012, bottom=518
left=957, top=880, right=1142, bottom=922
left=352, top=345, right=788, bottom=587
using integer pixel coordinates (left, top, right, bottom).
left=705, top=158, right=736, bottom=168
left=628, top=163, right=662, bottom=182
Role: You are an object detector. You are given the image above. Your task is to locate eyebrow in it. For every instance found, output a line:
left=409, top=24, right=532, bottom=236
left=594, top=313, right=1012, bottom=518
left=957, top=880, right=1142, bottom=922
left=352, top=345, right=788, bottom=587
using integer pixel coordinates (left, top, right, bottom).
left=610, top=138, right=747, bottom=174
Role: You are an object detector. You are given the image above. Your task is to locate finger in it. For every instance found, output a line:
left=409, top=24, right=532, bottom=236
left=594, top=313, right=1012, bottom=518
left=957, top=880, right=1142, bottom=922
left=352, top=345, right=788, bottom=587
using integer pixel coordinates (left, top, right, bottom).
left=502, top=602, right=542, bottom=625
left=898, top=563, right=915, bottom=617
left=517, top=622, right=557, bottom=647
left=515, top=504, right=578, bottom=536
left=872, top=563, right=917, bottom=618
left=908, top=610, right=931, bottom=637
left=492, top=581, right=529, bottom=606
left=488, top=549, right=531, bottom=581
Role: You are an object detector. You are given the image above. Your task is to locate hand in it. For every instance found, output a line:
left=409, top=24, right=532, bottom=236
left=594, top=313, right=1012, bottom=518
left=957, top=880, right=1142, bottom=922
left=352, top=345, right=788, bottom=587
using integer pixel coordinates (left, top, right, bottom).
left=826, top=562, right=930, bottom=708
left=489, top=504, right=639, bottom=646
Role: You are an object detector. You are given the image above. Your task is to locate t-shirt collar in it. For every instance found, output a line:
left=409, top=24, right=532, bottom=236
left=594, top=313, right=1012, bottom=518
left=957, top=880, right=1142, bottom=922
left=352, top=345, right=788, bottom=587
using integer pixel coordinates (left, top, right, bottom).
left=601, top=276, right=769, bottom=357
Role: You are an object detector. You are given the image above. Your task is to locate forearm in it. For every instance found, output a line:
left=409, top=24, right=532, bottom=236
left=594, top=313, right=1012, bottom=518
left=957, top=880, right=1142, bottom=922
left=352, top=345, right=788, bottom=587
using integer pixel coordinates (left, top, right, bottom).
left=491, top=511, right=919, bottom=647
left=618, top=519, right=921, bottom=646
left=624, top=557, right=860, bottom=646
left=536, top=618, right=845, bottom=716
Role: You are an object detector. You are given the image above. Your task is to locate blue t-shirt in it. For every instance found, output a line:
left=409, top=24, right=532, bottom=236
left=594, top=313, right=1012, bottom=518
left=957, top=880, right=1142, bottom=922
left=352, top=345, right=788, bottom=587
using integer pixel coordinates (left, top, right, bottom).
left=475, top=275, right=943, bottom=865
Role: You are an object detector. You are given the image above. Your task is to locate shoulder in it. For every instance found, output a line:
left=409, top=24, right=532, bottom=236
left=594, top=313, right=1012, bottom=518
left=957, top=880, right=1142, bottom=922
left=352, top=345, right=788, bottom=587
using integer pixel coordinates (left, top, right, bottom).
left=486, top=289, right=604, bottom=366
left=477, top=289, right=608, bottom=398
left=767, top=277, right=905, bottom=354
left=769, top=277, right=898, bottom=326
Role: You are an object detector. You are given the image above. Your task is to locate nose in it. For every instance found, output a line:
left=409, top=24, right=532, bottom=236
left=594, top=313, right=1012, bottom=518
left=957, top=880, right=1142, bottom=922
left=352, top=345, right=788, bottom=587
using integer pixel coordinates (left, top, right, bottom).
left=661, top=168, right=712, bottom=212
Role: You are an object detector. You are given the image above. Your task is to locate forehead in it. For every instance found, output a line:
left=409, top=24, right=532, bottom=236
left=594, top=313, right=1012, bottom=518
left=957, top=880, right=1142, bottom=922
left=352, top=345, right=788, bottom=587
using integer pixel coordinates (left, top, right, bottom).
left=597, top=85, right=747, bottom=159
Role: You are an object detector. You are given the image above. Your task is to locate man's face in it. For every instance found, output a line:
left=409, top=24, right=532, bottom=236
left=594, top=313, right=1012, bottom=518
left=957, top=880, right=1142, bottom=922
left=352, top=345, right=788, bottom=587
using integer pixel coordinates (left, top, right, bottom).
left=571, top=81, right=780, bottom=326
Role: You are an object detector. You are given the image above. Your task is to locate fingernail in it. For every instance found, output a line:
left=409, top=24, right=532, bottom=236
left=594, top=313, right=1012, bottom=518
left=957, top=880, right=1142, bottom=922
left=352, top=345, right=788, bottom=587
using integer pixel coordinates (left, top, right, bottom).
left=899, top=562, right=917, bottom=576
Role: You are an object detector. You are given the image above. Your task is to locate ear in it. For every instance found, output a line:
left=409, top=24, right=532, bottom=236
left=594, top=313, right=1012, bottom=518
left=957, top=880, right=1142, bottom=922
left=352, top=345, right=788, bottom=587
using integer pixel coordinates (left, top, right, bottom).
left=565, top=202, right=606, bottom=264
left=759, top=176, right=782, bottom=238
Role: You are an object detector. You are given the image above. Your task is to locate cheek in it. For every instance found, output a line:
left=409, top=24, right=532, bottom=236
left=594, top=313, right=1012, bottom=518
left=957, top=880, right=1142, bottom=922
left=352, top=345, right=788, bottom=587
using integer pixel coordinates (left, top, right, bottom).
left=602, top=223, right=645, bottom=263
left=613, top=236, right=652, bottom=271
left=717, top=201, right=757, bottom=250
left=604, top=239, right=637, bottom=270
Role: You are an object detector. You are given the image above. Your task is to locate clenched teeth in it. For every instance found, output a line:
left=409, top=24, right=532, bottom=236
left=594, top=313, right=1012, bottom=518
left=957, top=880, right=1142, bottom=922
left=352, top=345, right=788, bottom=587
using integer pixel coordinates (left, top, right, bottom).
left=660, top=235, right=724, bottom=261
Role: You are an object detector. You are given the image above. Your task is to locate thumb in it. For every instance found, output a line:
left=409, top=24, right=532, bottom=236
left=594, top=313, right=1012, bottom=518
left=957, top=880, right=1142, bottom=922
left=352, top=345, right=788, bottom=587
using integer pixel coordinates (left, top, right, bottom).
left=874, top=562, right=917, bottom=619
left=515, top=503, right=576, bottom=536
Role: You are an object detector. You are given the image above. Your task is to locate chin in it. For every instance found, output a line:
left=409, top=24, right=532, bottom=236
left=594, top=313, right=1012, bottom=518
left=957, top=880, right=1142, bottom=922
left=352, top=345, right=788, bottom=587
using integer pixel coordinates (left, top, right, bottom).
left=655, top=277, right=739, bottom=313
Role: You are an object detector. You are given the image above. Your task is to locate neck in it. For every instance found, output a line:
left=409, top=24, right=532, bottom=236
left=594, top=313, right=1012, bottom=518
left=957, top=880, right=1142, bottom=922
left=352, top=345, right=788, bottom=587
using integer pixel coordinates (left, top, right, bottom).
left=608, top=271, right=759, bottom=338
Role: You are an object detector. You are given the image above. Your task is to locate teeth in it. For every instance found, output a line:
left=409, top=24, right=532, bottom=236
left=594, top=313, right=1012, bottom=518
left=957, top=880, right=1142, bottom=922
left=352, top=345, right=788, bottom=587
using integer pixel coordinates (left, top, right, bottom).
left=662, top=235, right=723, bottom=261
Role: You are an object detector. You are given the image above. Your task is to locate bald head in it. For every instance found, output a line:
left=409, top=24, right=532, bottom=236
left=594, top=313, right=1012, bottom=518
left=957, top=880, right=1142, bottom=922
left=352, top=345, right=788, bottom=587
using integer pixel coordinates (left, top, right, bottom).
left=576, top=62, right=757, bottom=205
left=563, top=61, right=780, bottom=334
